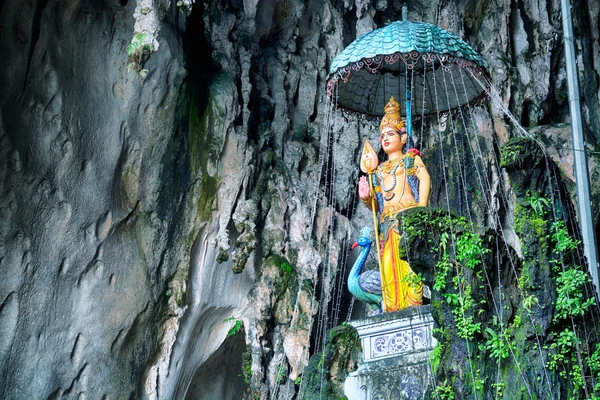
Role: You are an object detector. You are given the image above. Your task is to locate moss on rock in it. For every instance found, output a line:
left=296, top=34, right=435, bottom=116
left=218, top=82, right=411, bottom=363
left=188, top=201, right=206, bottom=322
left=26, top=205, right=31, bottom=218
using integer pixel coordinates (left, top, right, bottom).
left=500, top=137, right=544, bottom=171
left=298, top=324, right=361, bottom=400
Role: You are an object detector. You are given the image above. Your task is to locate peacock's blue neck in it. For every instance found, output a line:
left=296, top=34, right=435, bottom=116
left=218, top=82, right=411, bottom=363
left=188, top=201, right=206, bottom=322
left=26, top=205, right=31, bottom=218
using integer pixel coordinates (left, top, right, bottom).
left=350, top=241, right=371, bottom=278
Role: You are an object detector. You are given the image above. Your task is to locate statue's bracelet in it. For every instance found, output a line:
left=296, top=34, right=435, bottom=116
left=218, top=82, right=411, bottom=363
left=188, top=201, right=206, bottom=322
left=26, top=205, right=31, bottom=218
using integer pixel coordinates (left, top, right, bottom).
left=360, top=195, right=373, bottom=204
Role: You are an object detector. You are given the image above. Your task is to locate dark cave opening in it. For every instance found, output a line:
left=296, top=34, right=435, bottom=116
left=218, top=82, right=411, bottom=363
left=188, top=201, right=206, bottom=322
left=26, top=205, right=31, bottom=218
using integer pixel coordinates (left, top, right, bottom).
left=185, top=328, right=248, bottom=400
left=182, top=1, right=218, bottom=111
left=521, top=100, right=532, bottom=127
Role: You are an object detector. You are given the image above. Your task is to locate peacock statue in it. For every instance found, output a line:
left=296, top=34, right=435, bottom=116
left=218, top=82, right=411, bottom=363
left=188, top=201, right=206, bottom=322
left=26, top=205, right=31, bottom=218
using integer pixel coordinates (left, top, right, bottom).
left=348, top=226, right=383, bottom=313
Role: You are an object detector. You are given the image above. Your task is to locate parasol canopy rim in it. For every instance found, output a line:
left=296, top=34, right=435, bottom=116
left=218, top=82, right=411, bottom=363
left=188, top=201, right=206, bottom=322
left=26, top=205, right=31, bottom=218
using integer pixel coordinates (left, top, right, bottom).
left=326, top=20, right=491, bottom=117
left=326, top=20, right=489, bottom=80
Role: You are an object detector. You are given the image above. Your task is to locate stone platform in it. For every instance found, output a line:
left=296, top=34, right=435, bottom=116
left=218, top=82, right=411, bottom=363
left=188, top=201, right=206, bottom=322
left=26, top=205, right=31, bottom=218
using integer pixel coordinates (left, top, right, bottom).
left=344, top=305, right=436, bottom=400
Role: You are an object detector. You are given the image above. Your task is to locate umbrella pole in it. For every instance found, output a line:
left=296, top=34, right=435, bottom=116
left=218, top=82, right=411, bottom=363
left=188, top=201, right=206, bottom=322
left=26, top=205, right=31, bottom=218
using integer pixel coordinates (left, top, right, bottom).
left=369, top=173, right=386, bottom=311
left=405, top=67, right=412, bottom=138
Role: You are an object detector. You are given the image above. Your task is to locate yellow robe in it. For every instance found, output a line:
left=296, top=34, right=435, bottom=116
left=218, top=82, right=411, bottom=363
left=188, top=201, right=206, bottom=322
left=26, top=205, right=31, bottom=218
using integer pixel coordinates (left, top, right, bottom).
left=379, top=215, right=423, bottom=312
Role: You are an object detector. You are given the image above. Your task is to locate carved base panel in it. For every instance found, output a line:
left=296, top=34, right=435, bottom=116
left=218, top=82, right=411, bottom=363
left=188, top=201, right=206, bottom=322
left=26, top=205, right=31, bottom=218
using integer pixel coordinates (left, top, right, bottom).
left=344, top=305, right=436, bottom=400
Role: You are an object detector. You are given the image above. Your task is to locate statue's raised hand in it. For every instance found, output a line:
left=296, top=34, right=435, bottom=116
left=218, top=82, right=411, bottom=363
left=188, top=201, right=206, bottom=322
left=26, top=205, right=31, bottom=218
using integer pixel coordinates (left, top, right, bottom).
left=358, top=176, right=371, bottom=200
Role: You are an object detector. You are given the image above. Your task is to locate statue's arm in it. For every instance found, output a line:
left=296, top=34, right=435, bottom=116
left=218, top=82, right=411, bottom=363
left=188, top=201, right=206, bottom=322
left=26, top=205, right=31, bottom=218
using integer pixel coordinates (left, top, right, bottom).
left=414, top=155, right=430, bottom=207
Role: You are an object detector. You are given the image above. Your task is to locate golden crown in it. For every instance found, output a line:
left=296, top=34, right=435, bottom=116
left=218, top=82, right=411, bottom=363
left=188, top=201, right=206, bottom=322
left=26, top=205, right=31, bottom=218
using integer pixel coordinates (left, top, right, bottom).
left=379, top=96, right=405, bottom=132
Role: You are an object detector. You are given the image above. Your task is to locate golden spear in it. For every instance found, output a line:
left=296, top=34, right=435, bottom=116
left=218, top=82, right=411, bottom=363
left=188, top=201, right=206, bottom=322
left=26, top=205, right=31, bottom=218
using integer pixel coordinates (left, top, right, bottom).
left=360, top=139, right=386, bottom=311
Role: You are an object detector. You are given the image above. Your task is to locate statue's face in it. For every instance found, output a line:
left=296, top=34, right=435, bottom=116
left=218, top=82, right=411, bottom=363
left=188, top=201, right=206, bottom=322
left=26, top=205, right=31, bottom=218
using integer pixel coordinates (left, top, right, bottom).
left=379, top=127, right=405, bottom=154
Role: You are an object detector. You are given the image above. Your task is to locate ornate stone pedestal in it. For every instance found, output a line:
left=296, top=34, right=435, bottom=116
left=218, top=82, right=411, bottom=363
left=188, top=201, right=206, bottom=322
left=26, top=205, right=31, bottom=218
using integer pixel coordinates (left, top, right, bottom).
left=344, top=305, right=436, bottom=400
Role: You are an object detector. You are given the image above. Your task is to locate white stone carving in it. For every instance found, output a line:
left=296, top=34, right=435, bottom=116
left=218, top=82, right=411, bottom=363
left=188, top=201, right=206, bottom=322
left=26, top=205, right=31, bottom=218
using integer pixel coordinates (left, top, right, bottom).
left=353, top=307, right=436, bottom=362
left=344, top=306, right=437, bottom=400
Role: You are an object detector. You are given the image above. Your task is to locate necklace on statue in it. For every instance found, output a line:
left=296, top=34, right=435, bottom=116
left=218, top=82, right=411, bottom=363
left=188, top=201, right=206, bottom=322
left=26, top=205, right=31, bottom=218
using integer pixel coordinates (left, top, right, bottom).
left=377, top=157, right=402, bottom=194
left=378, top=156, right=403, bottom=174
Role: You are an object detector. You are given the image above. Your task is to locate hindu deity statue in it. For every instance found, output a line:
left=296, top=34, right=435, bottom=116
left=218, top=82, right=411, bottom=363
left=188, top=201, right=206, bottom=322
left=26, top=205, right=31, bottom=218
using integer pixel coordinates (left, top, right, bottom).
left=358, top=96, right=431, bottom=312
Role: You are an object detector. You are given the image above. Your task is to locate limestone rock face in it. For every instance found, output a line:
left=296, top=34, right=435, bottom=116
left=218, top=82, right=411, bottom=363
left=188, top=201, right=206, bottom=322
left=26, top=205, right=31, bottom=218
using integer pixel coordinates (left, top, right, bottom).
left=1, top=0, right=599, bottom=399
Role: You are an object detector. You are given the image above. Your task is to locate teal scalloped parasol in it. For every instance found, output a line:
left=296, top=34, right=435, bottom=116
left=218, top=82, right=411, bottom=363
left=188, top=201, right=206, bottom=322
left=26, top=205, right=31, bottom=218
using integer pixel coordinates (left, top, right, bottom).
left=326, top=20, right=490, bottom=118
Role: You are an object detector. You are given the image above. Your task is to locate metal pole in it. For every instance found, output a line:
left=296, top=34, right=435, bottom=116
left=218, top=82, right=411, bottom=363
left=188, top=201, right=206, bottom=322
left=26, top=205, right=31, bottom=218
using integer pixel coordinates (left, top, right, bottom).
left=402, top=2, right=412, bottom=138
left=406, top=69, right=412, bottom=138
left=560, top=0, right=600, bottom=298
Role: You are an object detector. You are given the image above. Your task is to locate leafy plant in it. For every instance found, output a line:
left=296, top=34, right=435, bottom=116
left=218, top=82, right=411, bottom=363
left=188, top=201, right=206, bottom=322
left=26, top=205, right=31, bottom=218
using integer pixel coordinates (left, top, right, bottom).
left=456, top=231, right=489, bottom=269
left=434, top=232, right=451, bottom=291
left=482, top=327, right=510, bottom=362
left=546, top=329, right=580, bottom=372
left=224, top=317, right=244, bottom=337
left=444, top=278, right=481, bottom=341
left=455, top=314, right=481, bottom=341
left=589, top=344, right=600, bottom=377
left=550, top=220, right=580, bottom=252
left=433, top=381, right=455, bottom=399
left=430, top=342, right=444, bottom=374
left=473, top=374, right=485, bottom=392
left=402, top=272, right=423, bottom=289
left=491, top=382, right=505, bottom=398
left=588, top=344, right=600, bottom=396
left=526, top=190, right=550, bottom=216
left=279, top=261, right=293, bottom=276
left=240, top=347, right=252, bottom=384
left=518, top=266, right=531, bottom=290
left=522, top=294, right=539, bottom=312
left=512, top=314, right=522, bottom=328
left=276, top=365, right=287, bottom=384
left=127, top=33, right=149, bottom=56
left=546, top=329, right=588, bottom=396
left=554, top=267, right=594, bottom=320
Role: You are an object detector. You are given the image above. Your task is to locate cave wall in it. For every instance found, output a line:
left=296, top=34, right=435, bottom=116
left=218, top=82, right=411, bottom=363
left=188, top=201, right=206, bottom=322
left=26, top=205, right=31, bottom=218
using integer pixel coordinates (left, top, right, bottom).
left=0, top=0, right=599, bottom=399
left=0, top=0, right=195, bottom=398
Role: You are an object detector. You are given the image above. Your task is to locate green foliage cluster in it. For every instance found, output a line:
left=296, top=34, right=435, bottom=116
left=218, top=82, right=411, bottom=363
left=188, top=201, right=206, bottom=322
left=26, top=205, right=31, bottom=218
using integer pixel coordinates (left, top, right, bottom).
left=479, top=315, right=519, bottom=364
left=550, top=220, right=580, bottom=253
left=401, top=201, right=598, bottom=398
left=439, top=230, right=490, bottom=341
left=455, top=231, right=486, bottom=270
left=401, top=271, right=424, bottom=289
left=276, top=365, right=287, bottom=384
left=241, top=345, right=252, bottom=384
left=279, top=261, right=294, bottom=277
left=517, top=192, right=599, bottom=398
left=433, top=232, right=451, bottom=291
left=499, top=137, right=543, bottom=170
left=126, top=33, right=153, bottom=77
left=399, top=209, right=472, bottom=244
left=399, top=209, right=492, bottom=396
left=433, top=381, right=455, bottom=400
left=589, top=344, right=600, bottom=394
left=491, top=382, right=506, bottom=398
left=482, top=325, right=510, bottom=361
left=262, top=255, right=298, bottom=302
left=554, top=267, right=594, bottom=320
left=126, top=33, right=150, bottom=56
left=429, top=339, right=444, bottom=374
left=526, top=190, right=551, bottom=216
left=299, top=324, right=361, bottom=399
left=224, top=317, right=244, bottom=337
left=545, top=328, right=586, bottom=395
left=444, top=283, right=481, bottom=341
